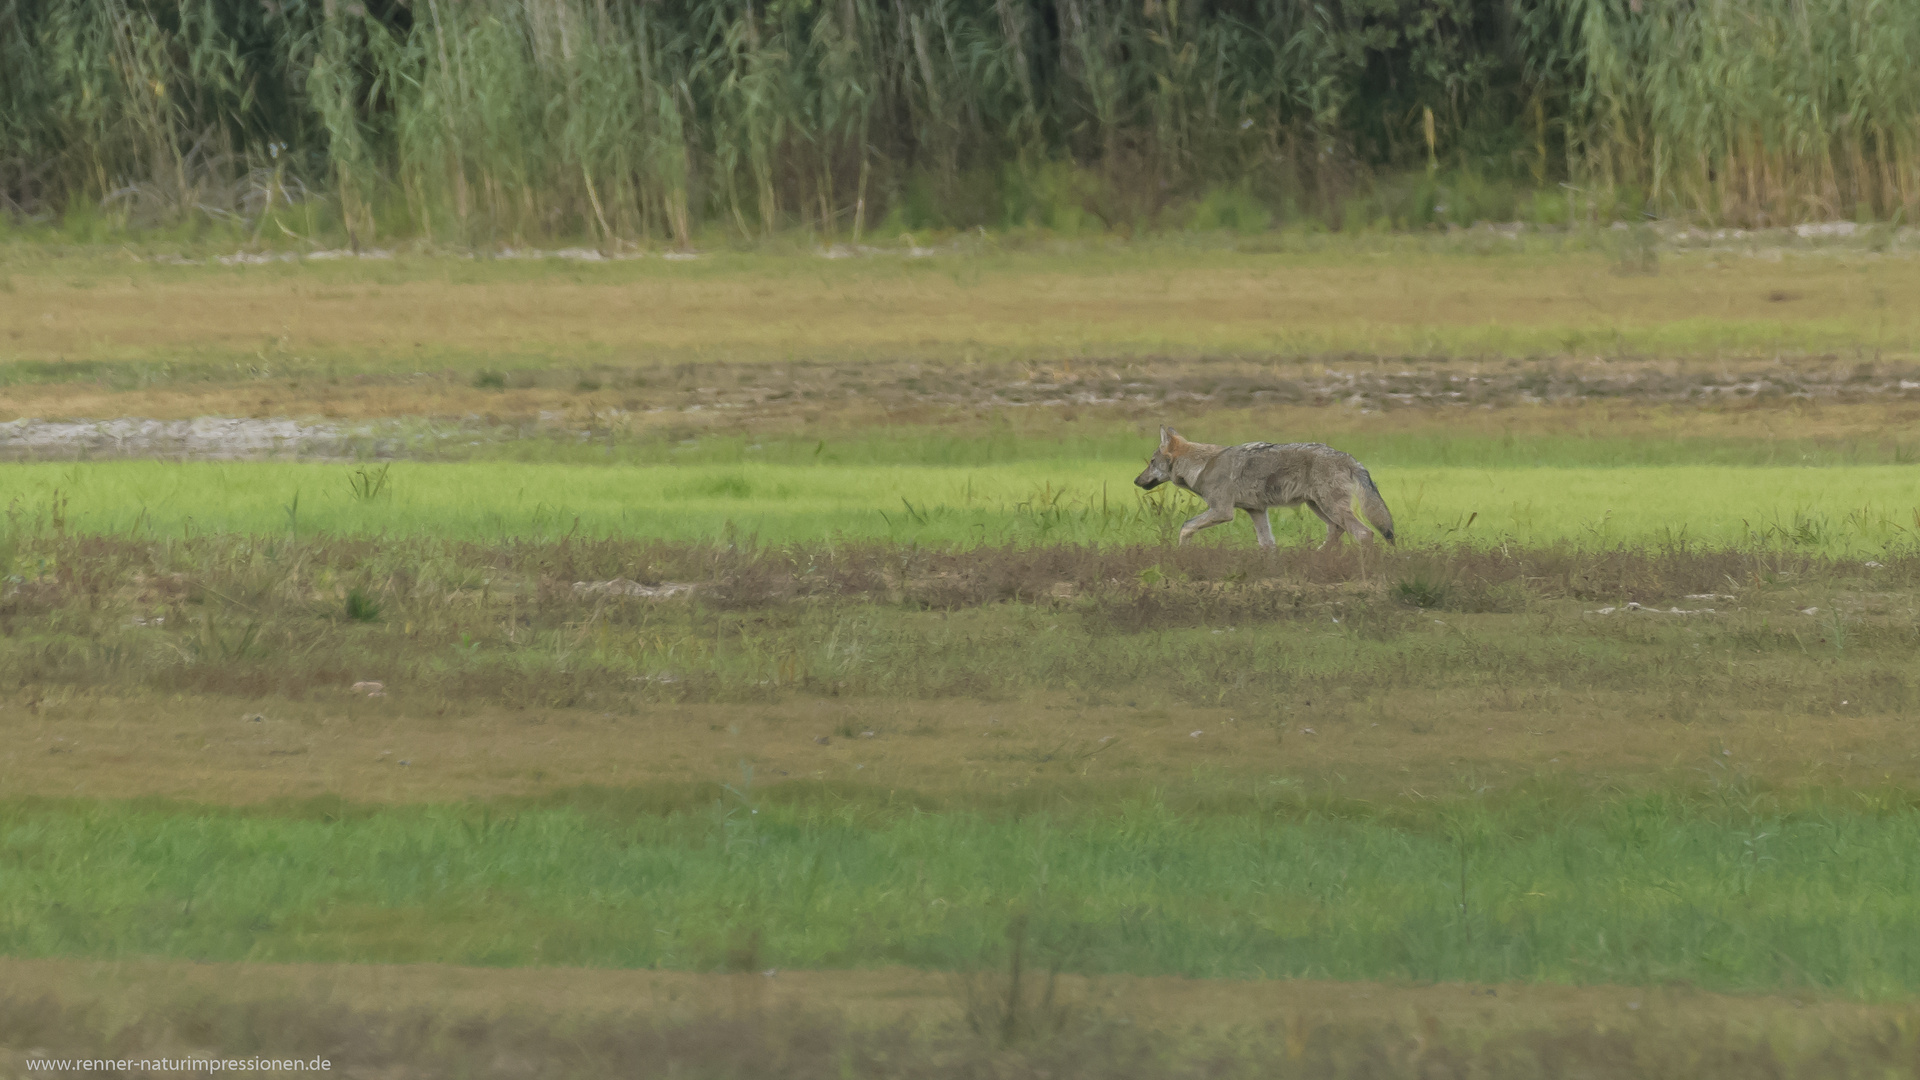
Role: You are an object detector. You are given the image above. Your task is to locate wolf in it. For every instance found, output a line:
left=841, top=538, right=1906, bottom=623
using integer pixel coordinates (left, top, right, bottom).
left=1133, top=427, right=1396, bottom=549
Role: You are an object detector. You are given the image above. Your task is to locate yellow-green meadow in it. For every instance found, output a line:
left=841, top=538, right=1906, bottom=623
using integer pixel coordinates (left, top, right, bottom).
left=9, top=459, right=1916, bottom=554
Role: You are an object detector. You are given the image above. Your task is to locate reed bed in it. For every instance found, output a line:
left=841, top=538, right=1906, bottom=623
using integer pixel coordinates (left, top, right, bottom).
left=5, top=0, right=1920, bottom=237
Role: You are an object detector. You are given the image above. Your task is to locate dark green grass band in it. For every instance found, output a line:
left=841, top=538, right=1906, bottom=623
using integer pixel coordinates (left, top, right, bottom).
left=7, top=794, right=1920, bottom=997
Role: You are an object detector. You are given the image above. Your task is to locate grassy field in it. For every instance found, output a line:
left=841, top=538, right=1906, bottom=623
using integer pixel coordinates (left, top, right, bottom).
left=6, top=459, right=1918, bottom=553
left=4, top=238, right=1920, bottom=386
left=6, top=238, right=1920, bottom=1074
left=9, top=791, right=1920, bottom=992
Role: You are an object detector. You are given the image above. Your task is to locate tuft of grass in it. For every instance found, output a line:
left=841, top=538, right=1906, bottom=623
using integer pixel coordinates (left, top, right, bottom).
left=1392, top=574, right=1451, bottom=609
left=344, top=588, right=381, bottom=623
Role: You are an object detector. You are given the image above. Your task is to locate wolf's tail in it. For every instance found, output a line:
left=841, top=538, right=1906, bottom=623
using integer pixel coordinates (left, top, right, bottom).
left=1355, top=467, right=1395, bottom=544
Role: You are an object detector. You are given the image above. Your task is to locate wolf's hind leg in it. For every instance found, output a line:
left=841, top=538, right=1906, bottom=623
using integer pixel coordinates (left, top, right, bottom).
left=1305, top=501, right=1343, bottom=548
left=1251, top=508, right=1277, bottom=550
left=1178, top=503, right=1237, bottom=545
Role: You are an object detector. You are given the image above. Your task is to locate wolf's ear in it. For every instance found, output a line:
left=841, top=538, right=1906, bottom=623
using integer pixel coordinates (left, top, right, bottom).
left=1159, top=426, right=1175, bottom=447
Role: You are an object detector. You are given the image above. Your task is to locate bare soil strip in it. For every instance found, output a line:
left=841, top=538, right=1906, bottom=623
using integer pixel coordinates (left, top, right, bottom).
left=9, top=686, right=1913, bottom=806
left=6, top=358, right=1920, bottom=458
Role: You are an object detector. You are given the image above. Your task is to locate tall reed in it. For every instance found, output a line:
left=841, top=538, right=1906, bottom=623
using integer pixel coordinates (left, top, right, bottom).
left=1562, top=0, right=1920, bottom=225
left=2, top=0, right=1915, bottom=237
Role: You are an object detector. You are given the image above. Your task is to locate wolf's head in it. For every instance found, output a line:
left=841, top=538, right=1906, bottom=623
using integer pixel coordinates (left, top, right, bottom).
left=1134, top=426, right=1185, bottom=490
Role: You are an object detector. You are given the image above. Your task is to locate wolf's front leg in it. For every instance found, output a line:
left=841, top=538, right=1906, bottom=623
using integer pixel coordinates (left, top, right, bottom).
left=1250, top=508, right=1277, bottom=550
left=1177, top=503, right=1237, bottom=545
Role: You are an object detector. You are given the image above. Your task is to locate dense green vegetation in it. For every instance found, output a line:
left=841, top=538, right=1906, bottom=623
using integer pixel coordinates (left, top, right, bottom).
left=4, top=0, right=1918, bottom=241
left=8, top=791, right=1920, bottom=996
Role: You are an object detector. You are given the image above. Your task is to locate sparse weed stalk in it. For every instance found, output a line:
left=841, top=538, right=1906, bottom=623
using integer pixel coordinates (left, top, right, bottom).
left=348, top=464, right=392, bottom=503
left=960, top=911, right=1077, bottom=1047
left=183, top=611, right=261, bottom=663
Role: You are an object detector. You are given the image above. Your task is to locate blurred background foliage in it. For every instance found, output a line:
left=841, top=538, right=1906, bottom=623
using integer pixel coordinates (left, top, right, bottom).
left=2, top=0, right=1917, bottom=242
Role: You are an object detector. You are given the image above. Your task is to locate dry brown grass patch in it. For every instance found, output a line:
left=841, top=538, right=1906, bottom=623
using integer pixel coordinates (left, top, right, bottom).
left=4, top=957, right=1917, bottom=1079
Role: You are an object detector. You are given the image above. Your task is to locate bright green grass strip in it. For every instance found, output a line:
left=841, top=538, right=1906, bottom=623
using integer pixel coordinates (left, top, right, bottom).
left=6, top=461, right=1918, bottom=552
left=5, top=799, right=1920, bottom=996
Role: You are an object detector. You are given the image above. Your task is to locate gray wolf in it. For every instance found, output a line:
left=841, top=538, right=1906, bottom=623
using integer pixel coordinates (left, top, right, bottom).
left=1133, top=427, right=1395, bottom=549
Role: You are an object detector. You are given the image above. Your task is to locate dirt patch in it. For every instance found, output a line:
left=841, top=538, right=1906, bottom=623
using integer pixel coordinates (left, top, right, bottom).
left=0, top=416, right=397, bottom=461
left=459, top=354, right=1920, bottom=426
left=572, top=578, right=698, bottom=599
left=8, top=356, right=1920, bottom=459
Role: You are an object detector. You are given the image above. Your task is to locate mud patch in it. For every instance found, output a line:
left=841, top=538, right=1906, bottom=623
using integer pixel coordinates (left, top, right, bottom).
left=0, top=416, right=410, bottom=461
left=644, top=355, right=1920, bottom=416
left=573, top=579, right=698, bottom=600
left=9, top=354, right=1920, bottom=462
